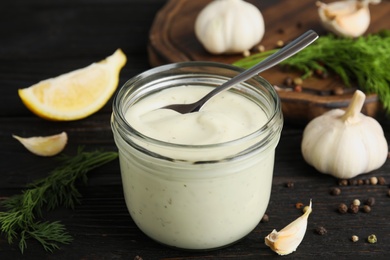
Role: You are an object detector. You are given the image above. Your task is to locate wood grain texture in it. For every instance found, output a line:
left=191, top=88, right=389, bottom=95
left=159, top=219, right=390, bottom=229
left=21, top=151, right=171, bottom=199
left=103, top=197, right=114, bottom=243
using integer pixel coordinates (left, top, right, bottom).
left=1, top=0, right=390, bottom=259
left=148, top=0, right=390, bottom=124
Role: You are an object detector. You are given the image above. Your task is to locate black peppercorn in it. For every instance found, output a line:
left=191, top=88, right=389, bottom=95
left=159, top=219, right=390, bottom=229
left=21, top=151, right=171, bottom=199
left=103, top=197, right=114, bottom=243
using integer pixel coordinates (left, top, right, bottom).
left=261, top=213, right=269, bottom=223
left=365, top=197, right=375, bottom=206
left=285, top=181, right=294, bottom=188
left=330, top=187, right=341, bottom=196
left=315, top=226, right=327, bottom=235
left=349, top=179, right=358, bottom=186
left=338, top=179, right=348, bottom=186
left=284, top=77, right=293, bottom=87
left=349, top=204, right=359, bottom=214
left=362, top=205, right=371, bottom=213
left=333, top=86, right=344, bottom=95
left=338, top=203, right=348, bottom=214
left=378, top=176, right=386, bottom=185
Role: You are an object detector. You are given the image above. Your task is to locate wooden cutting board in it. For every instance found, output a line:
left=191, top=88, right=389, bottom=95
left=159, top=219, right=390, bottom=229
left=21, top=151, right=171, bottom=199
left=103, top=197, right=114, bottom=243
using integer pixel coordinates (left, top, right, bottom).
left=148, top=0, right=389, bottom=124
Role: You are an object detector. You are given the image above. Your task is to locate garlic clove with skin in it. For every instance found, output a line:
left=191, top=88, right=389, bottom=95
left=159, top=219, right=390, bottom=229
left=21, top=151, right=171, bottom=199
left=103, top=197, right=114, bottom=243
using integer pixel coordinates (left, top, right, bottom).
left=265, top=200, right=312, bottom=256
left=301, top=90, right=388, bottom=179
left=195, top=0, right=265, bottom=54
left=13, top=132, right=68, bottom=157
left=317, top=0, right=381, bottom=38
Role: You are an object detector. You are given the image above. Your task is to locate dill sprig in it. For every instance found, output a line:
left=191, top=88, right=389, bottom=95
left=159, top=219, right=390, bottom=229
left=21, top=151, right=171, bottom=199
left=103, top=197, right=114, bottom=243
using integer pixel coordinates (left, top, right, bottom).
left=0, top=147, right=118, bottom=253
left=233, top=30, right=390, bottom=113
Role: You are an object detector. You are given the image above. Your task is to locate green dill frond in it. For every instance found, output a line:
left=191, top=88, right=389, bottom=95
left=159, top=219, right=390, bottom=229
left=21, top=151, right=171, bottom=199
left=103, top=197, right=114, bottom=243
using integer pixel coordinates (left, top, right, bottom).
left=233, top=30, right=390, bottom=113
left=0, top=148, right=118, bottom=253
left=20, top=221, right=73, bottom=253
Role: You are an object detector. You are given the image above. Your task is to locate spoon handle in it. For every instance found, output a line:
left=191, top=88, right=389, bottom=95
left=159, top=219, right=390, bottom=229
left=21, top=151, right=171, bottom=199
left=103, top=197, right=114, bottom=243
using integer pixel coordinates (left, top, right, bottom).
left=198, top=30, right=319, bottom=106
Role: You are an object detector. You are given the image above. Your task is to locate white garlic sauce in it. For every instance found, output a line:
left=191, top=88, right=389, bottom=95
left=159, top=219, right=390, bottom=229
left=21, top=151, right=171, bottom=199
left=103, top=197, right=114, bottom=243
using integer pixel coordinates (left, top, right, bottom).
left=125, top=85, right=268, bottom=145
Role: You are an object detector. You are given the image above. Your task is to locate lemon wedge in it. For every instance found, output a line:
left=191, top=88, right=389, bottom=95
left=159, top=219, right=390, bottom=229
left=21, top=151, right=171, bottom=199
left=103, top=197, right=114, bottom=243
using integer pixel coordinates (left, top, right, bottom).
left=18, top=49, right=127, bottom=121
left=13, top=132, right=68, bottom=156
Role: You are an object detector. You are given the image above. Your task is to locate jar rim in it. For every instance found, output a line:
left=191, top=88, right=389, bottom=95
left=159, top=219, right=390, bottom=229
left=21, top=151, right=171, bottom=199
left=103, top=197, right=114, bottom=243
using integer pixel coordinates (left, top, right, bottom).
left=112, top=61, right=282, bottom=151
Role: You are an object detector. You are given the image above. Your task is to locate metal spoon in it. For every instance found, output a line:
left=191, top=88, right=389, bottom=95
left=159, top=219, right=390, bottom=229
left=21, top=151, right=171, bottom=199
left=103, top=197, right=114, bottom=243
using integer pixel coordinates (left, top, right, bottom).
left=162, top=30, right=318, bottom=114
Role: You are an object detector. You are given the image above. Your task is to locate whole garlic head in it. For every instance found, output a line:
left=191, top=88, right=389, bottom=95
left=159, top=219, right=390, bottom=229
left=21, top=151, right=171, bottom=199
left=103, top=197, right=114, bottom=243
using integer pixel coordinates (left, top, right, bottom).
left=195, top=0, right=265, bottom=54
left=317, top=0, right=381, bottom=38
left=301, top=90, right=388, bottom=179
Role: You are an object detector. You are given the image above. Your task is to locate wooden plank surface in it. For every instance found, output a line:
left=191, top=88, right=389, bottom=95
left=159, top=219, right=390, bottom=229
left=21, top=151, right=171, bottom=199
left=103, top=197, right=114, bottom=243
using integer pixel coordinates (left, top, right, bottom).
left=148, top=0, right=390, bottom=124
left=1, top=0, right=390, bottom=259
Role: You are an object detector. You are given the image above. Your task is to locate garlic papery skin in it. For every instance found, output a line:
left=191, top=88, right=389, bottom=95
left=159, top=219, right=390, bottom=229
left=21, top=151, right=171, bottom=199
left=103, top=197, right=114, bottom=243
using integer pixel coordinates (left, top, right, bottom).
left=13, top=132, right=68, bottom=157
left=301, top=90, right=388, bottom=179
left=195, top=0, right=265, bottom=54
left=317, top=0, right=381, bottom=38
left=265, top=200, right=312, bottom=256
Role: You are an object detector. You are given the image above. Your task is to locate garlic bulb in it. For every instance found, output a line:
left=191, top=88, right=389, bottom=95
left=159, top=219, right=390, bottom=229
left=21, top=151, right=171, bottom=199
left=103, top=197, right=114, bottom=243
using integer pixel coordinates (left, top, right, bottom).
left=195, top=0, right=265, bottom=54
left=265, top=200, right=312, bottom=256
left=13, top=132, right=68, bottom=157
left=301, top=90, right=388, bottom=179
left=317, top=0, right=381, bottom=38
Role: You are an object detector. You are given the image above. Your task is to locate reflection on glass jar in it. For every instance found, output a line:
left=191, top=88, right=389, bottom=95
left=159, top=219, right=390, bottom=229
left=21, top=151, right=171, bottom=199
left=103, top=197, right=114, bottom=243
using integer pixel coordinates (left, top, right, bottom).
left=111, top=61, right=283, bottom=250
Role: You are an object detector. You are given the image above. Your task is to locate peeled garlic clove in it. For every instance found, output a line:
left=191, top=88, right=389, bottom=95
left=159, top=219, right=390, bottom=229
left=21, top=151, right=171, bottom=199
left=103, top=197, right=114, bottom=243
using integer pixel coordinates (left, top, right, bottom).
left=317, top=0, right=380, bottom=38
left=13, top=132, right=68, bottom=156
left=265, top=200, right=312, bottom=256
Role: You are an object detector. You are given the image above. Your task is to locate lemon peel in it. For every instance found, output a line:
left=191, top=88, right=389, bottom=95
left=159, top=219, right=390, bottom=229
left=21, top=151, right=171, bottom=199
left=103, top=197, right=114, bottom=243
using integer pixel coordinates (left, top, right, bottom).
left=13, top=132, right=68, bottom=157
left=18, top=49, right=127, bottom=121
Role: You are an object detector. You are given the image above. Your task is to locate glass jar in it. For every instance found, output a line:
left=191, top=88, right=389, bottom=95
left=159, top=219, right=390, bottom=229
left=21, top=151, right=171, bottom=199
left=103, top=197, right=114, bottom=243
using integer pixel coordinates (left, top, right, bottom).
left=111, top=61, right=283, bottom=250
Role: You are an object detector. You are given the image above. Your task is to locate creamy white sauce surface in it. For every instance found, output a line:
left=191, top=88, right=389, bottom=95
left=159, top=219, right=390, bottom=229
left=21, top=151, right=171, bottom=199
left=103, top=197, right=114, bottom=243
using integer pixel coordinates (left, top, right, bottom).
left=125, top=85, right=268, bottom=145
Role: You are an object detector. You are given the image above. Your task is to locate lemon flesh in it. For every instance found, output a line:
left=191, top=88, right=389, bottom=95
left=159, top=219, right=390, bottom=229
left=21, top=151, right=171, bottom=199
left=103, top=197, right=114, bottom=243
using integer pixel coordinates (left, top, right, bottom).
left=18, top=49, right=127, bottom=121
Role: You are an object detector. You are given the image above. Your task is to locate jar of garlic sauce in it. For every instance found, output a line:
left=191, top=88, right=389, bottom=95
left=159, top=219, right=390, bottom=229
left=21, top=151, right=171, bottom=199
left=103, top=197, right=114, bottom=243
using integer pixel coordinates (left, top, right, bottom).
left=111, top=62, right=283, bottom=250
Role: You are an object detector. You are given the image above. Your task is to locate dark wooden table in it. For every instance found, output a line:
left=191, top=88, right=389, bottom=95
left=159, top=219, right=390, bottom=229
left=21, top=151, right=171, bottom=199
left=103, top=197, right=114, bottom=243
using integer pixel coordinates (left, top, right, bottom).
left=1, top=0, right=389, bottom=259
